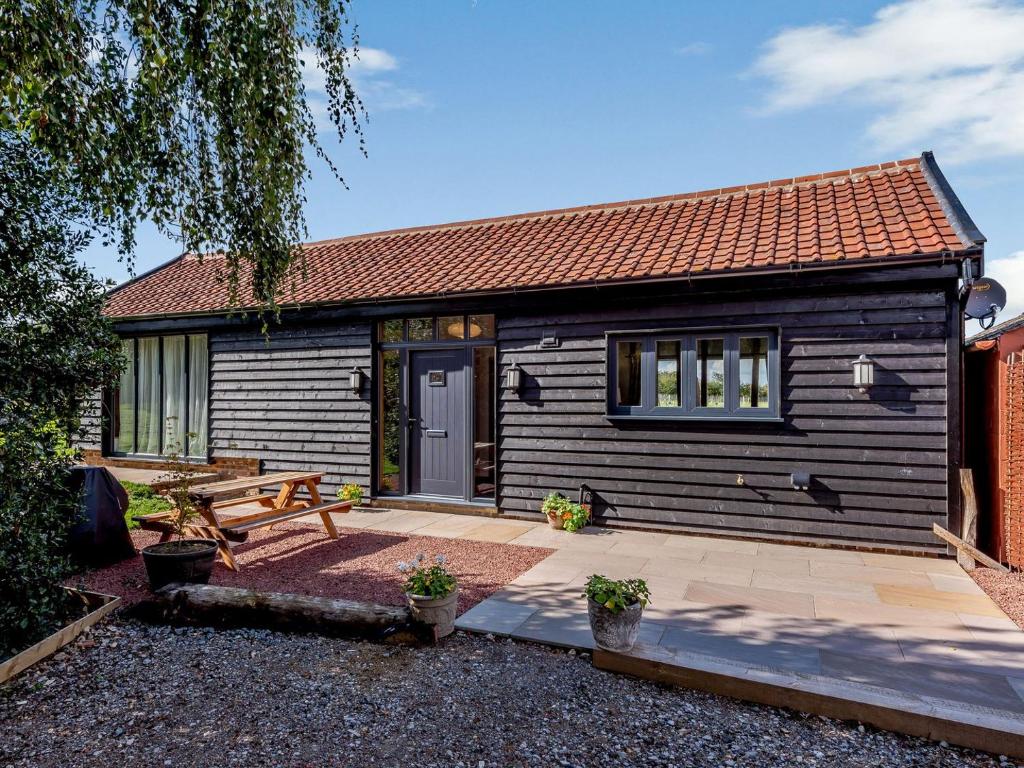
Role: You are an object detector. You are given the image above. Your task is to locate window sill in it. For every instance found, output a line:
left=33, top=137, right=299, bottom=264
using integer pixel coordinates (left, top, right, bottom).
left=605, top=414, right=784, bottom=424
left=104, top=453, right=211, bottom=464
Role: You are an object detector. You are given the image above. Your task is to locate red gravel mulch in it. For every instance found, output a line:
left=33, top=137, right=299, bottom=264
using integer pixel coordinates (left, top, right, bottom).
left=971, top=567, right=1024, bottom=630
left=71, top=524, right=553, bottom=616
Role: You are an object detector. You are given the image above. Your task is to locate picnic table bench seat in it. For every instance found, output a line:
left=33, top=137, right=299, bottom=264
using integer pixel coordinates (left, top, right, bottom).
left=219, top=499, right=355, bottom=534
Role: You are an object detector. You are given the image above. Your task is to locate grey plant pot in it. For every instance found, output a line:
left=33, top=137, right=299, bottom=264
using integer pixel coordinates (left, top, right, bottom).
left=407, top=588, right=459, bottom=638
left=587, top=598, right=643, bottom=652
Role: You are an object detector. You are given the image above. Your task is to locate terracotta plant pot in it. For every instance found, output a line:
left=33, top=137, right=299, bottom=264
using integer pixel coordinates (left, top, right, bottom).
left=406, top=588, right=459, bottom=638
left=587, top=597, right=643, bottom=652
left=547, top=513, right=565, bottom=530
left=142, top=539, right=219, bottom=591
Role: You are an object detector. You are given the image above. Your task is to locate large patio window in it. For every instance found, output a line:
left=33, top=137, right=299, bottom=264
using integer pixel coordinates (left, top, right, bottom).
left=607, top=329, right=779, bottom=420
left=111, top=335, right=209, bottom=457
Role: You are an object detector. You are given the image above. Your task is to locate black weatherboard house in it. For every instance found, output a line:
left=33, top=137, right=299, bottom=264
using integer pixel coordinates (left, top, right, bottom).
left=87, top=153, right=986, bottom=555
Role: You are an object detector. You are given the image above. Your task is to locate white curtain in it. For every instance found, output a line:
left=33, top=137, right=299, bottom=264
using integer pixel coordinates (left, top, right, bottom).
left=136, top=338, right=161, bottom=454
left=162, top=336, right=186, bottom=455
left=188, top=335, right=209, bottom=456
left=114, top=339, right=136, bottom=453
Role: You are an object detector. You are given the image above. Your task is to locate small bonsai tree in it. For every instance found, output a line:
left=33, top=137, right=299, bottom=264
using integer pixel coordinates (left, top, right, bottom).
left=154, top=431, right=202, bottom=546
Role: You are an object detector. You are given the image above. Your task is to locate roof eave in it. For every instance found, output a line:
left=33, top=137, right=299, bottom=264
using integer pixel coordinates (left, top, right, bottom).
left=103, top=248, right=977, bottom=323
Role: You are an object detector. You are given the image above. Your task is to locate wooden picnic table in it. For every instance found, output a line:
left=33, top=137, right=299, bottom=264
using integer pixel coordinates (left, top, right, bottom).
left=136, top=470, right=354, bottom=571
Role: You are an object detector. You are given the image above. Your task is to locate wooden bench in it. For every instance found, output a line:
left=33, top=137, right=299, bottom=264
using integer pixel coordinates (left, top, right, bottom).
left=221, top=499, right=355, bottom=534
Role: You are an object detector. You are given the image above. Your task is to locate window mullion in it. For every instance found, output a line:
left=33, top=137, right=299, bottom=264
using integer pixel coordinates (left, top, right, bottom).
left=642, top=337, right=654, bottom=415
left=727, top=334, right=739, bottom=414
left=132, top=338, right=139, bottom=454
left=158, top=336, right=164, bottom=455
left=184, top=334, right=191, bottom=458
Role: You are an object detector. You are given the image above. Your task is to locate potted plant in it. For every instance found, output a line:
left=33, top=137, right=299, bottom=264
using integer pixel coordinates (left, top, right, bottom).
left=398, top=553, right=458, bottom=638
left=339, top=482, right=363, bottom=506
left=582, top=574, right=651, bottom=652
left=541, top=491, right=589, bottom=532
left=141, top=440, right=218, bottom=591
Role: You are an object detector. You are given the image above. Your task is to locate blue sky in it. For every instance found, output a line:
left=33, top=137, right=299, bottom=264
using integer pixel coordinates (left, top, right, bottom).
left=82, top=0, right=1024, bottom=322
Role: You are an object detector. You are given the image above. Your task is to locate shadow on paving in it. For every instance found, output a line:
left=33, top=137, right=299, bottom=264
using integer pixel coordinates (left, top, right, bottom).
left=471, top=577, right=1024, bottom=715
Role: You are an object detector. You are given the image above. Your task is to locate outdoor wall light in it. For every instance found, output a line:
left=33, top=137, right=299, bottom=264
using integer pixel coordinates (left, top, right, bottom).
left=791, top=471, right=811, bottom=491
left=349, top=366, right=365, bottom=394
left=852, top=354, right=874, bottom=393
left=506, top=363, right=523, bottom=393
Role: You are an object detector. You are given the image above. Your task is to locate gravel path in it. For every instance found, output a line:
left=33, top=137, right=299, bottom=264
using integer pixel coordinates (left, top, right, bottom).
left=973, top=568, right=1024, bottom=629
left=0, top=620, right=1014, bottom=768
left=73, top=524, right=551, bottom=614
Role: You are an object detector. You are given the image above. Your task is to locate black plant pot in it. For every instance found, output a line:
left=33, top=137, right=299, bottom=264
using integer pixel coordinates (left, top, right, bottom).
left=141, top=539, right=219, bottom=591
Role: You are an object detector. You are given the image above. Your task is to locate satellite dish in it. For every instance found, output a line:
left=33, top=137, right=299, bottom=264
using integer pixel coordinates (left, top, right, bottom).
left=965, top=277, right=1007, bottom=329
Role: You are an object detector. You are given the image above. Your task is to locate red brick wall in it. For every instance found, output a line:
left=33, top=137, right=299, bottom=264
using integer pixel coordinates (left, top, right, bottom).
left=80, top=450, right=260, bottom=478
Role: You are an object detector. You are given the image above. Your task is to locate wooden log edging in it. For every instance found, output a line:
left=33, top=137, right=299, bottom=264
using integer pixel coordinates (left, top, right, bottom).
left=129, top=584, right=438, bottom=645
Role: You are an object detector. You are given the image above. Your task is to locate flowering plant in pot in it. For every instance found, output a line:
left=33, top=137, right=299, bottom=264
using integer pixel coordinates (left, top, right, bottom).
left=141, top=436, right=218, bottom=591
left=338, top=482, right=363, bottom=506
left=541, top=492, right=589, bottom=532
left=582, top=574, right=651, bottom=652
left=398, top=553, right=458, bottom=638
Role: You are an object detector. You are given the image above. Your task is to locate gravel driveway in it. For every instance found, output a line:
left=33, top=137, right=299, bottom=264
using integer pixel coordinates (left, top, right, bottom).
left=0, top=620, right=1015, bottom=768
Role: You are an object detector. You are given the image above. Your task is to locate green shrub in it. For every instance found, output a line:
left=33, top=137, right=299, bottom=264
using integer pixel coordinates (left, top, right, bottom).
left=0, top=413, right=80, bottom=660
left=0, top=137, right=122, bottom=660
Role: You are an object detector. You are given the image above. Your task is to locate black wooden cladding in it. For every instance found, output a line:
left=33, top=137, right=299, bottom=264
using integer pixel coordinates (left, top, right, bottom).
left=79, top=392, right=103, bottom=451
left=208, top=324, right=372, bottom=495
left=496, top=283, right=955, bottom=553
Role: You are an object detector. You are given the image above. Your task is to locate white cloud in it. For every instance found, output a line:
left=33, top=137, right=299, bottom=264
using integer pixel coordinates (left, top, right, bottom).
left=752, top=0, right=1024, bottom=162
left=674, top=42, right=711, bottom=56
left=300, top=45, right=427, bottom=126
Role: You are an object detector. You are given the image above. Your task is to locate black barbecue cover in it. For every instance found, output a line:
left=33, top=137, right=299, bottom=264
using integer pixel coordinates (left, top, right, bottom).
left=68, top=466, right=136, bottom=566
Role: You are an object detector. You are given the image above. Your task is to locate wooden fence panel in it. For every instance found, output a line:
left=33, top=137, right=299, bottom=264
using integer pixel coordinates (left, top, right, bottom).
left=1005, top=352, right=1024, bottom=568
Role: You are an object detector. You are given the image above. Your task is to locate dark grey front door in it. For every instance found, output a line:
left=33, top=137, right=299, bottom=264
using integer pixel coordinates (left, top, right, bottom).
left=409, top=349, right=466, bottom=497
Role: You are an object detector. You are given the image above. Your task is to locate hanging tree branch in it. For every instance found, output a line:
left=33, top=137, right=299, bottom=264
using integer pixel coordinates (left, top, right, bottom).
left=0, top=0, right=367, bottom=317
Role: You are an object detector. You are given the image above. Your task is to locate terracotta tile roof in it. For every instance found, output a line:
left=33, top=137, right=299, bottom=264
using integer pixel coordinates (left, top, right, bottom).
left=104, top=153, right=982, bottom=318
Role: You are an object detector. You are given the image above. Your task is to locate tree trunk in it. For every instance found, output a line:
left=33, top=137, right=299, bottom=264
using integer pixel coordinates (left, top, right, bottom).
left=131, top=584, right=437, bottom=644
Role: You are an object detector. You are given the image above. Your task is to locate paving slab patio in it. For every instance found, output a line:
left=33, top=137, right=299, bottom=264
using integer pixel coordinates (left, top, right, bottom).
left=224, top=502, right=1024, bottom=752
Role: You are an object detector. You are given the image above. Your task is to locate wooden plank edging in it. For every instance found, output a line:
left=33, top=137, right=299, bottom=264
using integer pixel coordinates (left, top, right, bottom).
left=593, top=645, right=1024, bottom=760
left=0, top=590, right=121, bottom=685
